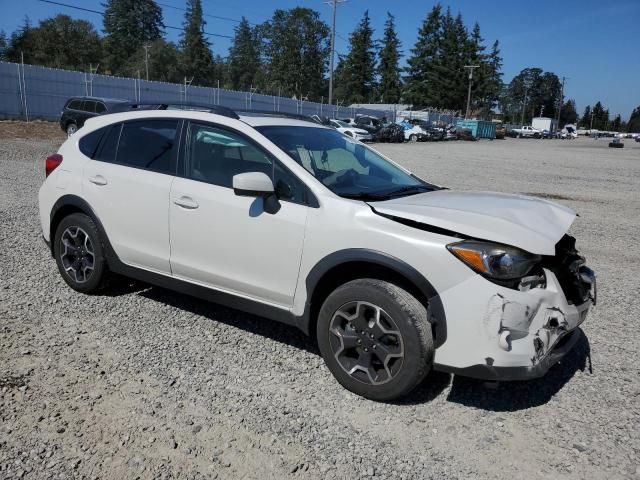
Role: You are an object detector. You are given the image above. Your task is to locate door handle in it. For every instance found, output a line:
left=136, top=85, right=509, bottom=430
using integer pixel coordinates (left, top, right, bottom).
left=88, top=175, right=107, bottom=186
left=173, top=196, right=199, bottom=209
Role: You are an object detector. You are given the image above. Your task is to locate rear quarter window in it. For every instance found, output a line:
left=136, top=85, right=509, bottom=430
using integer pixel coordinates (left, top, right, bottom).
left=79, top=127, right=107, bottom=158
left=94, top=123, right=122, bottom=163
left=67, top=100, right=82, bottom=110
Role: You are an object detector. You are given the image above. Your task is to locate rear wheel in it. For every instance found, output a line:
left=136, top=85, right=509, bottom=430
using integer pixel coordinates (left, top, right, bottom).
left=317, top=279, right=433, bottom=401
left=54, top=213, right=108, bottom=293
left=66, top=122, right=78, bottom=136
left=409, top=134, right=418, bottom=143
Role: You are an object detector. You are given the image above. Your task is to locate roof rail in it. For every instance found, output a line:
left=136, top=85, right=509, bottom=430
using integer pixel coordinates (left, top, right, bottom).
left=238, top=109, right=323, bottom=124
left=109, top=102, right=239, bottom=119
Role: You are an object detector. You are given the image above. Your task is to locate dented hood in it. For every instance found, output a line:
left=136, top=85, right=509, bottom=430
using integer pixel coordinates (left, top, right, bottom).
left=368, top=190, right=576, bottom=255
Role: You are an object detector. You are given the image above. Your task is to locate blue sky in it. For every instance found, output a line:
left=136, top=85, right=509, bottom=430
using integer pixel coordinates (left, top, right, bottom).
left=2, top=0, right=638, bottom=119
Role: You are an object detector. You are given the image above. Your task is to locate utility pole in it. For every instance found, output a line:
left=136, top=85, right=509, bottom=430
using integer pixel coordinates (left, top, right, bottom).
left=325, top=0, right=345, bottom=106
left=143, top=44, right=151, bottom=81
left=464, top=65, right=479, bottom=119
left=520, top=88, right=528, bottom=126
left=555, top=76, right=566, bottom=135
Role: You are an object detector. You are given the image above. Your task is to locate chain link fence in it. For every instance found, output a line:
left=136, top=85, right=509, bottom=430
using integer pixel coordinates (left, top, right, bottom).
left=0, top=61, right=395, bottom=122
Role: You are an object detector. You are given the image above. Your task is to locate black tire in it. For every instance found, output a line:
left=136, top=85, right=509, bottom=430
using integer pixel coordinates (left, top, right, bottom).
left=66, top=122, right=78, bottom=136
left=317, top=279, right=433, bottom=401
left=54, top=213, right=108, bottom=293
left=409, top=134, right=418, bottom=143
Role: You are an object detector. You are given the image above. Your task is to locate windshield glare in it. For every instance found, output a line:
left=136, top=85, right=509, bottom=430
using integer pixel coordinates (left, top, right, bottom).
left=257, top=126, right=434, bottom=199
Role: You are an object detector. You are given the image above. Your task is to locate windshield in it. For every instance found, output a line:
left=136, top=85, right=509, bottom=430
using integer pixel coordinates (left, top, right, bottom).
left=332, top=120, right=351, bottom=128
left=257, top=126, right=438, bottom=200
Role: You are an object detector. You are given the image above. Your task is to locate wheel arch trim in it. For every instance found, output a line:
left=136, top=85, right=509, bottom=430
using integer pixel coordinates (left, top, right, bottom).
left=298, top=249, right=447, bottom=347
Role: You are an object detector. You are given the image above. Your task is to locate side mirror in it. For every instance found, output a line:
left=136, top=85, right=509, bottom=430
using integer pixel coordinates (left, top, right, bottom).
left=232, top=172, right=274, bottom=197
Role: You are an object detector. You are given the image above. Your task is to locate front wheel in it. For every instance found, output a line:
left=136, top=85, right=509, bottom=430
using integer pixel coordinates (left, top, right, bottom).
left=317, top=279, right=433, bottom=401
left=409, top=134, right=418, bottom=143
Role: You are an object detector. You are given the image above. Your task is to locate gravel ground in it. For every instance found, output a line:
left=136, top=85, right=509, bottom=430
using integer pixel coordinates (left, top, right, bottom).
left=1, top=129, right=639, bottom=479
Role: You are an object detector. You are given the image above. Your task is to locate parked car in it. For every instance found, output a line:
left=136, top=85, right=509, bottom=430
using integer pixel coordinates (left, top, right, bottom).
left=39, top=106, right=596, bottom=401
left=397, top=120, right=427, bottom=142
left=609, top=138, right=624, bottom=148
left=376, top=122, right=405, bottom=143
left=59, top=97, right=128, bottom=136
left=328, top=119, right=373, bottom=142
left=494, top=123, right=506, bottom=140
left=511, top=125, right=542, bottom=138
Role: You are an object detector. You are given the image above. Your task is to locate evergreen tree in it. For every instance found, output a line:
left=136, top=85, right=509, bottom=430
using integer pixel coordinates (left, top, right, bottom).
left=377, top=12, right=402, bottom=104
left=611, top=114, right=622, bottom=132
left=559, top=99, right=578, bottom=126
left=261, top=8, right=330, bottom=100
left=591, top=101, right=607, bottom=130
left=102, top=0, right=163, bottom=74
left=0, top=30, right=8, bottom=61
left=6, top=17, right=34, bottom=62
left=580, top=105, right=591, bottom=128
left=180, top=0, right=214, bottom=86
left=501, top=68, right=560, bottom=124
left=228, top=17, right=261, bottom=91
left=333, top=10, right=376, bottom=104
left=627, top=106, right=640, bottom=133
left=404, top=4, right=442, bottom=106
left=121, top=39, right=182, bottom=83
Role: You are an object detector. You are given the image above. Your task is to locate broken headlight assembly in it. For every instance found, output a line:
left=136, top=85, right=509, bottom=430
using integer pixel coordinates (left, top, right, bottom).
left=447, top=240, right=542, bottom=286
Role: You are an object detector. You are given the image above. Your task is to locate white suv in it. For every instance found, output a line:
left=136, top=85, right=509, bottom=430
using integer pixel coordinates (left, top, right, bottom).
left=39, top=107, right=596, bottom=401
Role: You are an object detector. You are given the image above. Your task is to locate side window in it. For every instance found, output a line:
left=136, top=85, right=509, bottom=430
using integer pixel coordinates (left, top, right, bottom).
left=79, top=127, right=107, bottom=158
left=67, top=100, right=82, bottom=110
left=94, top=123, right=121, bottom=163
left=187, top=123, right=272, bottom=188
left=116, top=119, right=179, bottom=174
left=95, top=102, right=107, bottom=114
left=274, top=162, right=306, bottom=204
left=82, top=101, right=96, bottom=113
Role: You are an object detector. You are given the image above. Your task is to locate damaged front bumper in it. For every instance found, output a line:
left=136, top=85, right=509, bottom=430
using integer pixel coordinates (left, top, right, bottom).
left=432, top=266, right=595, bottom=381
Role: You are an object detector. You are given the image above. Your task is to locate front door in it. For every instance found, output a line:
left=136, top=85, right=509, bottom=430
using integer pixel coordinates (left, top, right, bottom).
left=169, top=121, right=308, bottom=308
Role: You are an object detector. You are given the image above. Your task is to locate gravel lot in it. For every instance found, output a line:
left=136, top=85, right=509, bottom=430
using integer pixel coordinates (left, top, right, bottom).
left=1, top=125, right=639, bottom=479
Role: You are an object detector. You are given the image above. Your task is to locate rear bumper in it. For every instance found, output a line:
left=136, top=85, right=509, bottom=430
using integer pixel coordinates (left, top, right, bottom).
left=434, top=328, right=583, bottom=381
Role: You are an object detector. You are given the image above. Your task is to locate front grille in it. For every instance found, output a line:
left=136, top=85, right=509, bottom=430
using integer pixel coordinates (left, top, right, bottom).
left=541, top=235, right=591, bottom=304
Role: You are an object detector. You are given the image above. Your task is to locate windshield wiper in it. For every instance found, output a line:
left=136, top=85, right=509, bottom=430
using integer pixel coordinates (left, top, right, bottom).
left=338, top=192, right=393, bottom=201
left=386, top=185, right=432, bottom=197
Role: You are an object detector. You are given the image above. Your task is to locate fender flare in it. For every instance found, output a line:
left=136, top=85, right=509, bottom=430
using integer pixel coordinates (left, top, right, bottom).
left=298, top=248, right=447, bottom=347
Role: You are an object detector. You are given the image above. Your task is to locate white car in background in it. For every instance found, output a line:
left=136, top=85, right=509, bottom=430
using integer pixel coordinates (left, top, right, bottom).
left=329, top=119, right=372, bottom=142
left=38, top=106, right=596, bottom=401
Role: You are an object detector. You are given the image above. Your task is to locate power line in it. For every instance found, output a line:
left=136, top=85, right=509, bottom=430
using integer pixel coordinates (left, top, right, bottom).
left=35, top=0, right=234, bottom=39
left=157, top=2, right=259, bottom=26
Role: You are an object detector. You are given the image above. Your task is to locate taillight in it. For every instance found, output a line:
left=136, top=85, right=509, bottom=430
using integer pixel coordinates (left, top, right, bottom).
left=45, top=154, right=63, bottom=177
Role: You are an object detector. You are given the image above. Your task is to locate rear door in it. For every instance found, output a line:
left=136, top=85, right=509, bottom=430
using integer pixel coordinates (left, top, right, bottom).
left=82, top=118, right=181, bottom=274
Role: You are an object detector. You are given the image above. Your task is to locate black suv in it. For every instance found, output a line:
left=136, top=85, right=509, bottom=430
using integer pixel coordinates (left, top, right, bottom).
left=59, top=97, right=128, bottom=135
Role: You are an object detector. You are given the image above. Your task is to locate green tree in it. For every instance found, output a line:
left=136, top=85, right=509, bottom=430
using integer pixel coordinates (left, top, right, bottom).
left=501, top=68, right=560, bottom=124
left=580, top=105, right=592, bottom=128
left=103, top=0, right=163, bottom=74
left=6, top=17, right=33, bottom=62
left=261, top=8, right=330, bottom=100
left=180, top=0, right=214, bottom=86
left=627, top=106, right=640, bottom=133
left=591, top=101, right=608, bottom=130
left=333, top=10, right=376, bottom=104
left=227, top=17, right=261, bottom=91
left=611, top=114, right=622, bottom=132
left=120, top=38, right=182, bottom=83
left=377, top=12, right=402, bottom=104
left=559, top=99, right=578, bottom=126
left=404, top=4, right=442, bottom=106
left=0, top=30, right=8, bottom=61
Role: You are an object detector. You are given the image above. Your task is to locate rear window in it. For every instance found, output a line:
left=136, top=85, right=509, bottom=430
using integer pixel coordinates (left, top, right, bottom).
left=79, top=127, right=107, bottom=158
left=115, top=119, right=179, bottom=174
left=95, top=102, right=107, bottom=114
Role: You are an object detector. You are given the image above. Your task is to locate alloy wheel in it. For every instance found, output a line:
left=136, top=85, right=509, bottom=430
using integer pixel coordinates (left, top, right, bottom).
left=328, top=301, right=405, bottom=385
left=59, top=226, right=95, bottom=283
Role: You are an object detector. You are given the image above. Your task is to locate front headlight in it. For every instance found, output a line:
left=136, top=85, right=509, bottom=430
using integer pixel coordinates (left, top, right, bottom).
left=447, top=240, right=540, bottom=280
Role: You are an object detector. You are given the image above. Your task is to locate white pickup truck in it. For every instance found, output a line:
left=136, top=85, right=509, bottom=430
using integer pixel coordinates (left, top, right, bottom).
left=510, top=125, right=542, bottom=138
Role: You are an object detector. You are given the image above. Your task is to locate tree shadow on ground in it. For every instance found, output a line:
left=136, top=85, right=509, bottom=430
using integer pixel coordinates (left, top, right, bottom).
left=445, top=330, right=592, bottom=411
